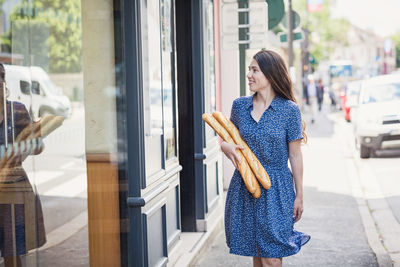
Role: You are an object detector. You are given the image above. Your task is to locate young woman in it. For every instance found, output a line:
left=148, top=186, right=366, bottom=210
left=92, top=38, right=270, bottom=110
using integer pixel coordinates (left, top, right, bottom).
left=222, top=50, right=310, bottom=267
left=0, top=63, right=46, bottom=267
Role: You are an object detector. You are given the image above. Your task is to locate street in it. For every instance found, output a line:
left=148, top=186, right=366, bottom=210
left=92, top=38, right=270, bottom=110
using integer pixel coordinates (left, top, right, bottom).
left=193, top=104, right=400, bottom=267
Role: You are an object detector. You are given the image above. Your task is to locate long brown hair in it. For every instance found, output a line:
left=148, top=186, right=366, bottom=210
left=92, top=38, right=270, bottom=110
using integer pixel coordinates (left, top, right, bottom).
left=253, top=50, right=307, bottom=143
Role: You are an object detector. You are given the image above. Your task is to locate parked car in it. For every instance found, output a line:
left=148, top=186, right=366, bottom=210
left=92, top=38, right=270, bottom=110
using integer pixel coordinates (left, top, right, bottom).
left=4, top=64, right=71, bottom=119
left=351, top=74, right=400, bottom=158
left=341, top=80, right=362, bottom=122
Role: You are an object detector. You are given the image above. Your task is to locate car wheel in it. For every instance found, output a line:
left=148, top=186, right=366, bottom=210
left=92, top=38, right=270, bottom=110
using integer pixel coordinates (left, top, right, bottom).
left=360, top=145, right=371, bottom=158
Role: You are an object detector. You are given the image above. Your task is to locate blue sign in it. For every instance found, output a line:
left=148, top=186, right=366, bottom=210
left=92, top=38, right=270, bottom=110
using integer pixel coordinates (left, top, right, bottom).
left=329, top=64, right=352, bottom=78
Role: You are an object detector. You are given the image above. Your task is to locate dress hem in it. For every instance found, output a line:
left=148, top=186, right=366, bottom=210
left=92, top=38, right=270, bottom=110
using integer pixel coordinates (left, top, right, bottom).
left=227, top=234, right=311, bottom=258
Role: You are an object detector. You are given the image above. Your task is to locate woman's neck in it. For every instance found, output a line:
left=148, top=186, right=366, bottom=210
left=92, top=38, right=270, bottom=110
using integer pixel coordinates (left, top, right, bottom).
left=255, top=88, right=276, bottom=108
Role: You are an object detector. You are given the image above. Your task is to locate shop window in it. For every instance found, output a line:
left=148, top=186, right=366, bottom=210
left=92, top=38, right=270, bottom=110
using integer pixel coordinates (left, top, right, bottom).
left=142, top=0, right=177, bottom=178
left=0, top=0, right=90, bottom=266
left=161, top=0, right=177, bottom=161
left=203, top=0, right=217, bottom=142
left=142, top=0, right=163, bottom=178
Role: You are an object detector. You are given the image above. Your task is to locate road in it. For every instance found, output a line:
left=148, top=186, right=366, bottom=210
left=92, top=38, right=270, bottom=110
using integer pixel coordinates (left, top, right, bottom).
left=339, top=112, right=400, bottom=265
left=340, top=113, right=400, bottom=226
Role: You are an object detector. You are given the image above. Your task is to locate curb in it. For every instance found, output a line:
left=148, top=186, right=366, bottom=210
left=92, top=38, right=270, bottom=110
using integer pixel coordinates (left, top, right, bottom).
left=346, top=158, right=393, bottom=267
left=352, top=154, right=400, bottom=267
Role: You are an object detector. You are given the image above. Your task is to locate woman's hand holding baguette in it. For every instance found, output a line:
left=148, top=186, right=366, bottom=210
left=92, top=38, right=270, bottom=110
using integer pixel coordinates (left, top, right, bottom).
left=220, top=141, right=244, bottom=169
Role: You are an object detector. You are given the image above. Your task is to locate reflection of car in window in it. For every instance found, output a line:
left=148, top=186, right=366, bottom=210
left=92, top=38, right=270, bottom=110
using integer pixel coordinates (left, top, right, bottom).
left=352, top=74, right=400, bottom=158
left=31, top=81, right=41, bottom=95
left=4, top=65, right=71, bottom=119
left=20, top=81, right=31, bottom=95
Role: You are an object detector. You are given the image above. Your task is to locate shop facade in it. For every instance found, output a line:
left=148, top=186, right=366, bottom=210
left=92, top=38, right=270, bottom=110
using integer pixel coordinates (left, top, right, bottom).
left=0, top=0, right=222, bottom=266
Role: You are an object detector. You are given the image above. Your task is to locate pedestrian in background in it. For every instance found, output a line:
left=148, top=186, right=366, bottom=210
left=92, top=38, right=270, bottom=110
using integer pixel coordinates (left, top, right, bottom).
left=317, top=79, right=324, bottom=112
left=306, top=75, right=317, bottom=123
left=221, top=50, right=310, bottom=267
left=328, top=83, right=338, bottom=111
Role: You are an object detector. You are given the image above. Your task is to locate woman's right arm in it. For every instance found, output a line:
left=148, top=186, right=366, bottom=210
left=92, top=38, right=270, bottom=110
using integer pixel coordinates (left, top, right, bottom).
left=220, top=141, right=243, bottom=169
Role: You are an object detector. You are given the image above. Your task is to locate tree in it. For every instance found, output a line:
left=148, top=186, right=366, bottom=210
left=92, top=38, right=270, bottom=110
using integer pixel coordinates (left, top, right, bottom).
left=391, top=32, right=400, bottom=68
left=1, top=0, right=82, bottom=73
left=293, top=0, right=350, bottom=66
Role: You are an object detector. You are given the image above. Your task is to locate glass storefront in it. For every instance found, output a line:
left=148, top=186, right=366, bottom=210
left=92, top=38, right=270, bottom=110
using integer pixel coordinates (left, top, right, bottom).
left=0, top=0, right=125, bottom=266
left=203, top=0, right=217, bottom=142
left=0, top=0, right=221, bottom=265
left=142, top=0, right=177, bottom=182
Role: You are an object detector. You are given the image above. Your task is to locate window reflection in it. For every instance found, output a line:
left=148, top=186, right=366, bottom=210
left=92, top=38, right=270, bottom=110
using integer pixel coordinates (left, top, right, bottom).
left=0, top=66, right=46, bottom=267
left=0, top=0, right=88, bottom=266
left=142, top=0, right=177, bottom=174
left=203, top=0, right=216, bottom=141
left=161, top=0, right=176, bottom=161
left=142, top=0, right=164, bottom=177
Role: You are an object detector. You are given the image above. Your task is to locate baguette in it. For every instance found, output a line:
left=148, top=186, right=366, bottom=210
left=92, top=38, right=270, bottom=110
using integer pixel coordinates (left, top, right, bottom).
left=202, top=113, right=260, bottom=197
left=15, top=120, right=41, bottom=142
left=1, top=115, right=64, bottom=172
left=212, top=111, right=271, bottom=190
left=35, top=116, right=64, bottom=139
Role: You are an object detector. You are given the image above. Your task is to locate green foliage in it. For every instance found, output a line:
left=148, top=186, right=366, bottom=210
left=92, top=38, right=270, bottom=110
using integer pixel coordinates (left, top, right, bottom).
left=293, top=0, right=350, bottom=65
left=390, top=32, right=400, bottom=68
left=1, top=0, right=82, bottom=73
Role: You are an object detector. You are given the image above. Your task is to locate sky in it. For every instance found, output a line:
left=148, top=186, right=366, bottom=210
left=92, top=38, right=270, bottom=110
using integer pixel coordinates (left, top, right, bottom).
left=330, top=0, right=400, bottom=37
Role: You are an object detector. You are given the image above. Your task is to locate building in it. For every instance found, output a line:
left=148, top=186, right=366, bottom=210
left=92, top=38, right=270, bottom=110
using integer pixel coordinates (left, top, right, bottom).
left=0, top=0, right=294, bottom=266
left=329, top=24, right=397, bottom=78
left=0, top=0, right=226, bottom=266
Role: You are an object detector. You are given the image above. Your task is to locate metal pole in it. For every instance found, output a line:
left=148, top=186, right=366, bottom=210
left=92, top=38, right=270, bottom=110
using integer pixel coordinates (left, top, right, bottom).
left=2, top=82, right=7, bottom=149
left=238, top=0, right=248, bottom=96
left=301, top=2, right=310, bottom=105
left=287, top=0, right=294, bottom=67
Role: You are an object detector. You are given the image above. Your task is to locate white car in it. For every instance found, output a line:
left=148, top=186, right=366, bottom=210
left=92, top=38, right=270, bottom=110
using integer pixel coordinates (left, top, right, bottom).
left=4, top=65, right=71, bottom=119
left=351, top=74, right=400, bottom=158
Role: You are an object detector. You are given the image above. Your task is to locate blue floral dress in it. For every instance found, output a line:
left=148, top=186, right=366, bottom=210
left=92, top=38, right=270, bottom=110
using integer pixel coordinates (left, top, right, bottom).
left=225, top=94, right=310, bottom=258
left=0, top=101, right=46, bottom=256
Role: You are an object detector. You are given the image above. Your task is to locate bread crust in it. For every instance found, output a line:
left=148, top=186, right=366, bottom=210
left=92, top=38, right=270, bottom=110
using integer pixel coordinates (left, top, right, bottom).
left=202, top=113, right=260, bottom=197
left=212, top=111, right=271, bottom=190
left=34, top=116, right=65, bottom=139
left=0, top=115, right=65, bottom=172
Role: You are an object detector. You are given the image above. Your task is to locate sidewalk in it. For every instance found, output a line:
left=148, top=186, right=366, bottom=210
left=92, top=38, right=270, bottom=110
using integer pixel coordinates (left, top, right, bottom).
left=193, top=106, right=381, bottom=267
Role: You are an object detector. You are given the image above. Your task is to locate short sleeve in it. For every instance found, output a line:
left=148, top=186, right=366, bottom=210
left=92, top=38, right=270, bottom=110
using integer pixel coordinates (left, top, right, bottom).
left=14, top=102, right=32, bottom=137
left=286, top=103, right=303, bottom=143
left=229, top=99, right=239, bottom=129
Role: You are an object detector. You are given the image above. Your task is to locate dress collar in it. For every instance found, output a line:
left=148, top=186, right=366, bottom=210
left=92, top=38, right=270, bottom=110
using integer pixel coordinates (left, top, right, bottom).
left=245, top=93, right=281, bottom=111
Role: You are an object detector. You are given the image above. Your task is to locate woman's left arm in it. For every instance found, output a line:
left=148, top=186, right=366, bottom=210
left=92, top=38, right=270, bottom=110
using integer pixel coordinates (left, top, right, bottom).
left=289, top=139, right=303, bottom=223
